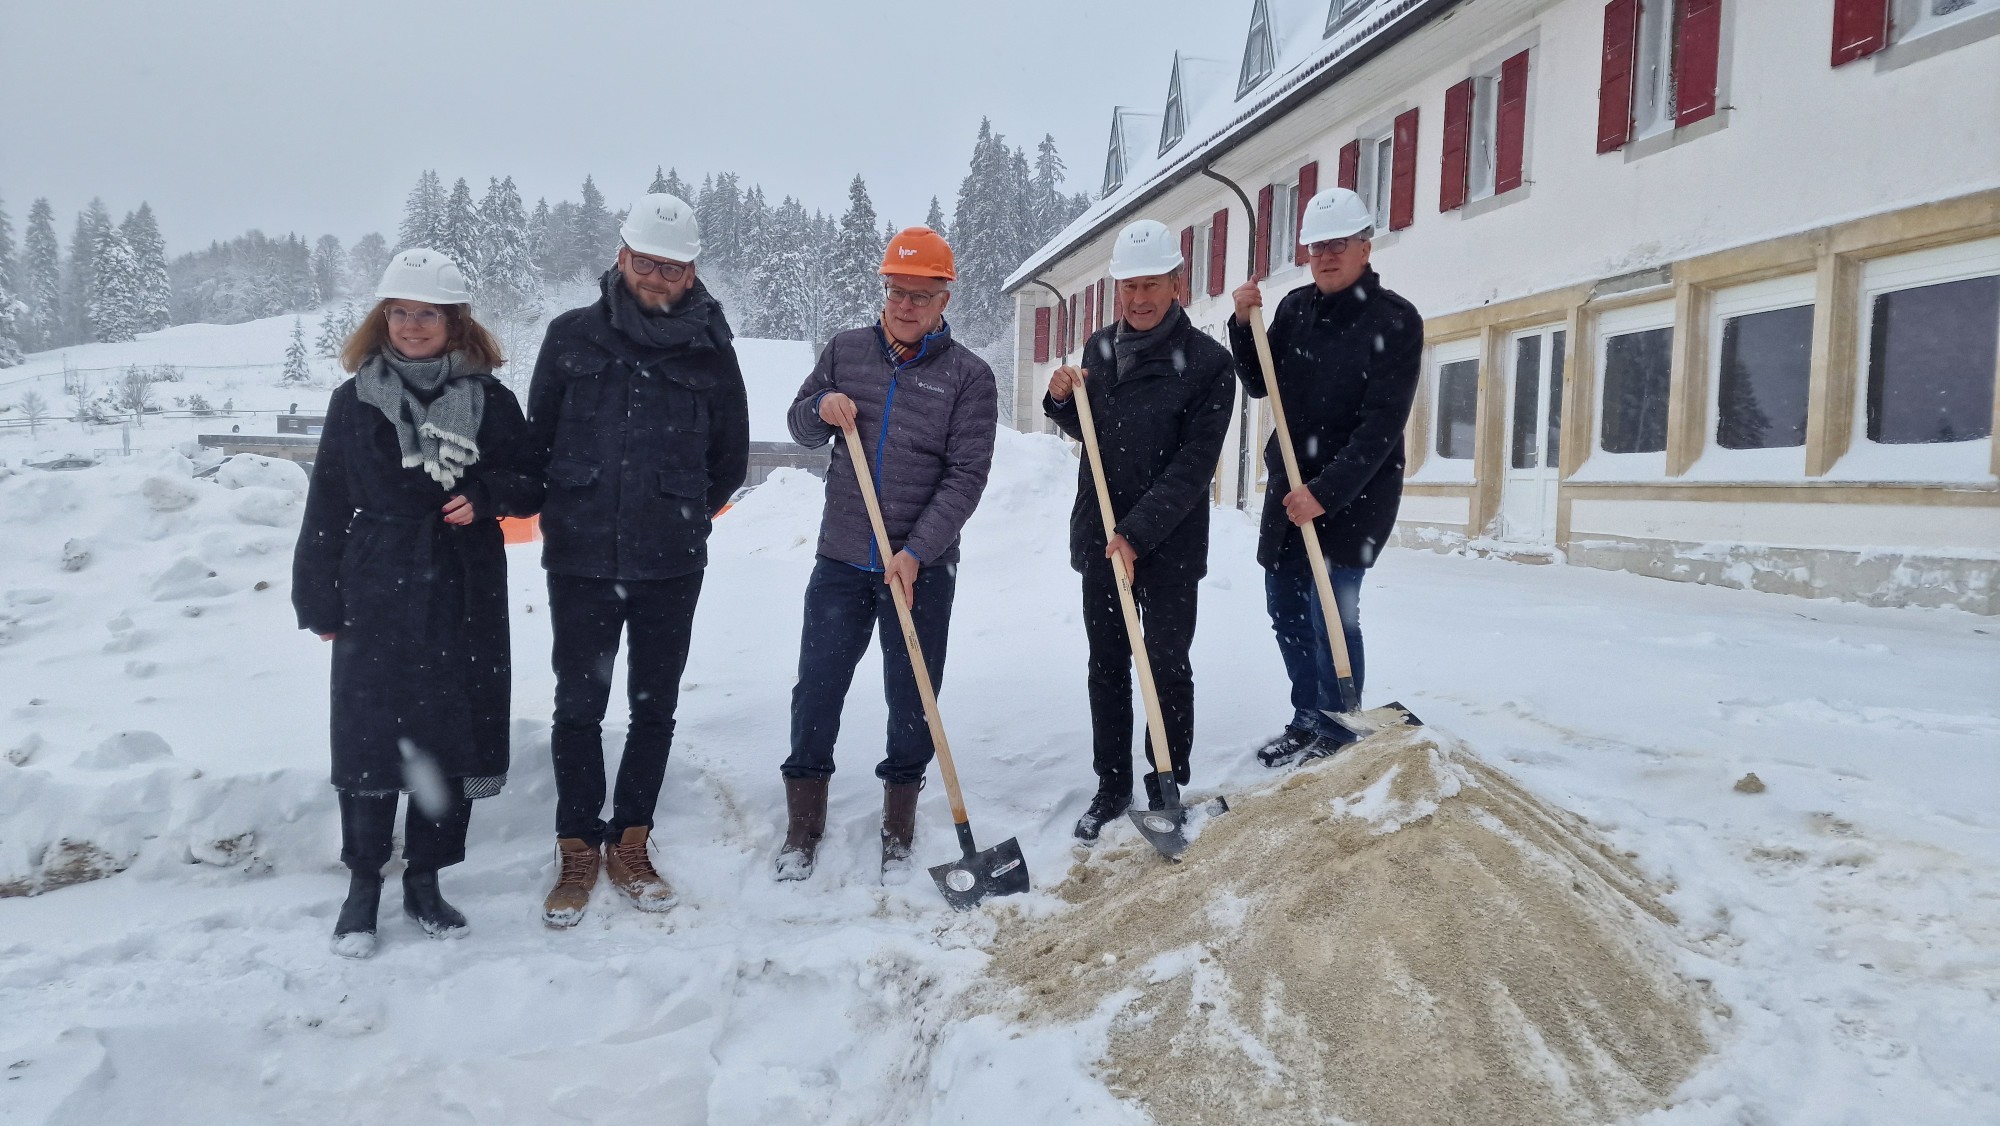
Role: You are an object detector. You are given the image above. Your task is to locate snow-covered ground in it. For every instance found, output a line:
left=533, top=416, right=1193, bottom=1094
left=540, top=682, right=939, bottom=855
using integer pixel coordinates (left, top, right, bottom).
left=0, top=313, right=816, bottom=465
left=2, top=420, right=1996, bottom=1123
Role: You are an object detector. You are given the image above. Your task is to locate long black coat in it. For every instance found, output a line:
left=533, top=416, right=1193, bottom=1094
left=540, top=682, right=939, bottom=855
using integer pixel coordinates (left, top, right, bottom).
left=293, top=377, right=544, bottom=793
left=1228, top=268, right=1423, bottom=570
left=526, top=279, right=750, bottom=582
left=1044, top=306, right=1236, bottom=578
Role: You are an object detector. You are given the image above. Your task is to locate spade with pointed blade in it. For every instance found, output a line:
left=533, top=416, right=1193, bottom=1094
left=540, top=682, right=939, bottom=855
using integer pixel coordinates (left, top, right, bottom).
left=839, top=425, right=1028, bottom=909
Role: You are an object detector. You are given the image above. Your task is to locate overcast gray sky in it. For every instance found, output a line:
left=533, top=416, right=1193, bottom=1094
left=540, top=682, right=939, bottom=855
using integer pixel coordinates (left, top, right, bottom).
left=1, top=0, right=1245, bottom=255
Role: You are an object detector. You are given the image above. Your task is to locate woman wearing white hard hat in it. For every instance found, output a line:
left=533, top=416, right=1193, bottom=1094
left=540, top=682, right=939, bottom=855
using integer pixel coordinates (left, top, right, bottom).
left=293, top=247, right=545, bottom=958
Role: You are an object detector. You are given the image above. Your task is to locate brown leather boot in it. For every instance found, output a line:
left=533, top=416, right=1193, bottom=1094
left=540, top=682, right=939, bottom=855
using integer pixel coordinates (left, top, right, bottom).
left=880, top=781, right=921, bottom=885
left=543, top=837, right=600, bottom=929
left=605, top=826, right=678, bottom=912
left=774, top=776, right=830, bottom=882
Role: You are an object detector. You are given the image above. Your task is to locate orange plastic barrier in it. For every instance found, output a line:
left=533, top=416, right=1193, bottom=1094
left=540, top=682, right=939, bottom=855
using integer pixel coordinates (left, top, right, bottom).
left=500, top=515, right=541, bottom=544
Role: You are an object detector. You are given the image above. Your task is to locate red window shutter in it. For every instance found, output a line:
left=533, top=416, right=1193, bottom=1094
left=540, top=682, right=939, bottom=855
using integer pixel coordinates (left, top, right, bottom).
left=1294, top=161, right=1318, bottom=265
left=1831, top=0, right=1891, bottom=65
left=1208, top=209, right=1229, bottom=296
left=1099, top=278, right=1111, bottom=326
left=1496, top=50, right=1530, bottom=193
left=1254, top=185, right=1275, bottom=279
left=1179, top=226, right=1195, bottom=301
left=1440, top=79, right=1473, bottom=212
left=1033, top=307, right=1050, bottom=363
left=1337, top=141, right=1359, bottom=189
left=1067, top=294, right=1079, bottom=352
left=1597, top=0, right=1640, bottom=153
left=1389, top=108, right=1418, bottom=232
left=1081, top=286, right=1094, bottom=340
left=1675, top=0, right=1722, bottom=127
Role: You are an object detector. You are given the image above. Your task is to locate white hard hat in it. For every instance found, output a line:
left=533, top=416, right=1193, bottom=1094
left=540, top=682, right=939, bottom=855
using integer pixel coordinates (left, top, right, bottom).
left=1108, top=219, right=1185, bottom=281
left=620, top=193, right=701, bottom=263
left=377, top=248, right=471, bottom=305
left=1297, top=187, right=1374, bottom=245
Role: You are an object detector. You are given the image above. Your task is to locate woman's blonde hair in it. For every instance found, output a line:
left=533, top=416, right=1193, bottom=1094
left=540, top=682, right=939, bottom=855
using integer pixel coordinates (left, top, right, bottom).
left=340, top=300, right=506, bottom=374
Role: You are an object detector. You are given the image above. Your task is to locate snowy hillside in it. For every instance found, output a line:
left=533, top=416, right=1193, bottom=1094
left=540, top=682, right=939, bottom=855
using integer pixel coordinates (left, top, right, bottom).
left=1, top=422, right=1996, bottom=1123
left=0, top=313, right=817, bottom=464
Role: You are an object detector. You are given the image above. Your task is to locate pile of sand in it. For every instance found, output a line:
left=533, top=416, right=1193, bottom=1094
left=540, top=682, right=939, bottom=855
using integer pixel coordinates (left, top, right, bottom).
left=990, top=729, right=1717, bottom=1126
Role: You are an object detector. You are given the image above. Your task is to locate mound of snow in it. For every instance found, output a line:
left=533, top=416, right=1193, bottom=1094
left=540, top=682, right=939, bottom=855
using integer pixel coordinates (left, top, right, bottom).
left=77, top=731, right=175, bottom=770
left=991, top=728, right=1716, bottom=1126
left=216, top=454, right=307, bottom=494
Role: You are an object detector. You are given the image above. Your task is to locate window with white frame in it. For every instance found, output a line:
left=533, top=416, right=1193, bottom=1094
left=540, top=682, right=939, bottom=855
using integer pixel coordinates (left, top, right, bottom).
left=1693, top=274, right=1816, bottom=479
left=1587, top=301, right=1676, bottom=476
left=1434, top=353, right=1481, bottom=462
left=1361, top=132, right=1394, bottom=232
left=1269, top=180, right=1300, bottom=271
left=1467, top=72, right=1502, bottom=202
left=1632, top=0, right=1679, bottom=140
left=1841, top=238, right=1999, bottom=480
left=1904, top=0, right=2000, bottom=39
left=1326, top=0, right=1371, bottom=37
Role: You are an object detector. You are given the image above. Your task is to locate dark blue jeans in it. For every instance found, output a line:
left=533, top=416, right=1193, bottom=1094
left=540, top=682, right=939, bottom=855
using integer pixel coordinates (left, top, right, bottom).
left=1264, top=544, right=1366, bottom=740
left=784, top=556, right=956, bottom=786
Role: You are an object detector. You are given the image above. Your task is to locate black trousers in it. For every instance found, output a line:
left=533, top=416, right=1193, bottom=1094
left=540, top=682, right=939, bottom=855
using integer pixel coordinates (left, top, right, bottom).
left=547, top=571, right=704, bottom=847
left=1080, top=558, right=1198, bottom=794
left=338, top=789, right=470, bottom=874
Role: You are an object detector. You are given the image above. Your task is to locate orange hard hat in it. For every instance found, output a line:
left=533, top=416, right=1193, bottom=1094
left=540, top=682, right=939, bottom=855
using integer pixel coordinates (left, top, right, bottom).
left=880, top=226, right=956, bottom=281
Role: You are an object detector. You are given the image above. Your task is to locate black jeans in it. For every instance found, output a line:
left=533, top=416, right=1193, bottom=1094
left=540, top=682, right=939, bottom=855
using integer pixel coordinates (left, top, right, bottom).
left=339, top=789, right=470, bottom=874
left=1081, top=558, right=1198, bottom=792
left=547, top=571, right=704, bottom=847
left=784, top=556, right=955, bottom=786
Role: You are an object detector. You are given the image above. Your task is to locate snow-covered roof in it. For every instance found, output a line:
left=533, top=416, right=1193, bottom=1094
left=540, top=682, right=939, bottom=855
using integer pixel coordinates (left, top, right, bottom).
left=1003, top=0, right=1460, bottom=294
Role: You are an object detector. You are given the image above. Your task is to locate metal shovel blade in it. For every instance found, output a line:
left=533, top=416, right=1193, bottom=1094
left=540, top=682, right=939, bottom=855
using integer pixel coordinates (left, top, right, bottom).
left=929, top=835, right=1030, bottom=911
left=1126, top=775, right=1229, bottom=862
left=1325, top=700, right=1425, bottom=739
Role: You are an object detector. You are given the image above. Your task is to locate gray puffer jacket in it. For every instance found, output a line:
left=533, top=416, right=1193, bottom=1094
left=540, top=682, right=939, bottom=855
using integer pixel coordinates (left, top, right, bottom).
left=787, top=321, right=998, bottom=569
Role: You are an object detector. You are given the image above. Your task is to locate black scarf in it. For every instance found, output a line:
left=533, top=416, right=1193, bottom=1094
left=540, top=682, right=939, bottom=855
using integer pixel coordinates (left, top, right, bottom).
left=601, top=269, right=724, bottom=354
left=1111, top=301, right=1187, bottom=375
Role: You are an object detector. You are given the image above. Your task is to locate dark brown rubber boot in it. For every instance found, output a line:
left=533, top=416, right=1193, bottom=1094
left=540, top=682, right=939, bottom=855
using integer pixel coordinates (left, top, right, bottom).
left=774, top=776, right=830, bottom=882
left=880, top=781, right=921, bottom=885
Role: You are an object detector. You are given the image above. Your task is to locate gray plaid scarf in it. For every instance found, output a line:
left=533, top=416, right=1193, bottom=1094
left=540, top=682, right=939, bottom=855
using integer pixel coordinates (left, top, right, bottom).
left=354, top=347, right=485, bottom=491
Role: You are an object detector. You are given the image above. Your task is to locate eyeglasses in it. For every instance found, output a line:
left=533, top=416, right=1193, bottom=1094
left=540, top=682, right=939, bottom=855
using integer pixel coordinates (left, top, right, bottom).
left=1305, top=237, right=1365, bottom=258
left=884, top=284, right=945, bottom=309
left=386, top=307, right=447, bottom=328
left=627, top=251, right=690, bottom=281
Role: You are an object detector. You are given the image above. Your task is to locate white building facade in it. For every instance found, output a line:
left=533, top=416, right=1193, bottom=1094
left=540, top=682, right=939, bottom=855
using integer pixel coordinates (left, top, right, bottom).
left=1004, top=0, right=2000, bottom=613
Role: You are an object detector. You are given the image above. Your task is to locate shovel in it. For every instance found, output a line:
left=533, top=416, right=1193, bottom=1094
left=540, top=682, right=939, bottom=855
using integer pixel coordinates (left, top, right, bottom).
left=838, top=424, right=1029, bottom=909
left=1069, top=374, right=1228, bottom=861
left=1246, top=306, right=1422, bottom=741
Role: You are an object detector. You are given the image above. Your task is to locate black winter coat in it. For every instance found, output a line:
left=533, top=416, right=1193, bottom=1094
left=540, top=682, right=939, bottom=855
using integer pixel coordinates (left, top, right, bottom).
left=527, top=279, right=750, bottom=581
left=1044, top=306, right=1236, bottom=578
left=293, top=376, right=544, bottom=793
left=1228, top=269, right=1423, bottom=570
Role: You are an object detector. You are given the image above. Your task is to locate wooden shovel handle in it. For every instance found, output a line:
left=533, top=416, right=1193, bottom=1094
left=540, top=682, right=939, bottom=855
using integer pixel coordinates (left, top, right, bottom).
left=839, top=425, right=970, bottom=826
left=1248, top=306, right=1357, bottom=684
left=1071, top=378, right=1178, bottom=778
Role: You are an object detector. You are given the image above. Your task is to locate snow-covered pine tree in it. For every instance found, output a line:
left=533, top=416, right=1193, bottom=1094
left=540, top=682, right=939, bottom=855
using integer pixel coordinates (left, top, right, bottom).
left=347, top=233, right=389, bottom=294
left=1030, top=135, right=1072, bottom=246
left=87, top=223, right=142, bottom=343
left=121, top=203, right=173, bottom=332
left=571, top=176, right=616, bottom=275
left=310, top=234, right=345, bottom=305
left=833, top=175, right=883, bottom=331
left=315, top=299, right=359, bottom=358
left=22, top=199, right=62, bottom=352
left=546, top=201, right=581, bottom=283
left=696, top=173, right=742, bottom=277
left=63, top=201, right=111, bottom=345
left=950, top=118, right=1018, bottom=348
left=282, top=316, right=311, bottom=383
left=924, top=196, right=949, bottom=242
left=527, top=198, right=555, bottom=282
left=661, top=168, right=691, bottom=203
left=438, top=177, right=482, bottom=285
left=734, top=184, right=772, bottom=334
left=0, top=197, right=19, bottom=366
left=396, top=170, right=445, bottom=253
left=0, top=196, right=15, bottom=298
left=752, top=196, right=812, bottom=341
left=476, top=176, right=539, bottom=319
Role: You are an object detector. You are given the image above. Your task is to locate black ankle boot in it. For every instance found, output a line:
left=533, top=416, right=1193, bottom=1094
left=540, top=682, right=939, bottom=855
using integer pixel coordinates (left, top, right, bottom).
left=331, top=871, right=382, bottom=958
left=402, top=868, right=468, bottom=938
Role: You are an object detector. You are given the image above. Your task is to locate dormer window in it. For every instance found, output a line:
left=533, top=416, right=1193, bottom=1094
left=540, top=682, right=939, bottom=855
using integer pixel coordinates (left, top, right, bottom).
left=1103, top=109, right=1128, bottom=195
left=1325, top=0, right=1370, bottom=37
left=1238, top=0, right=1275, bottom=99
left=1160, top=55, right=1188, bottom=155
